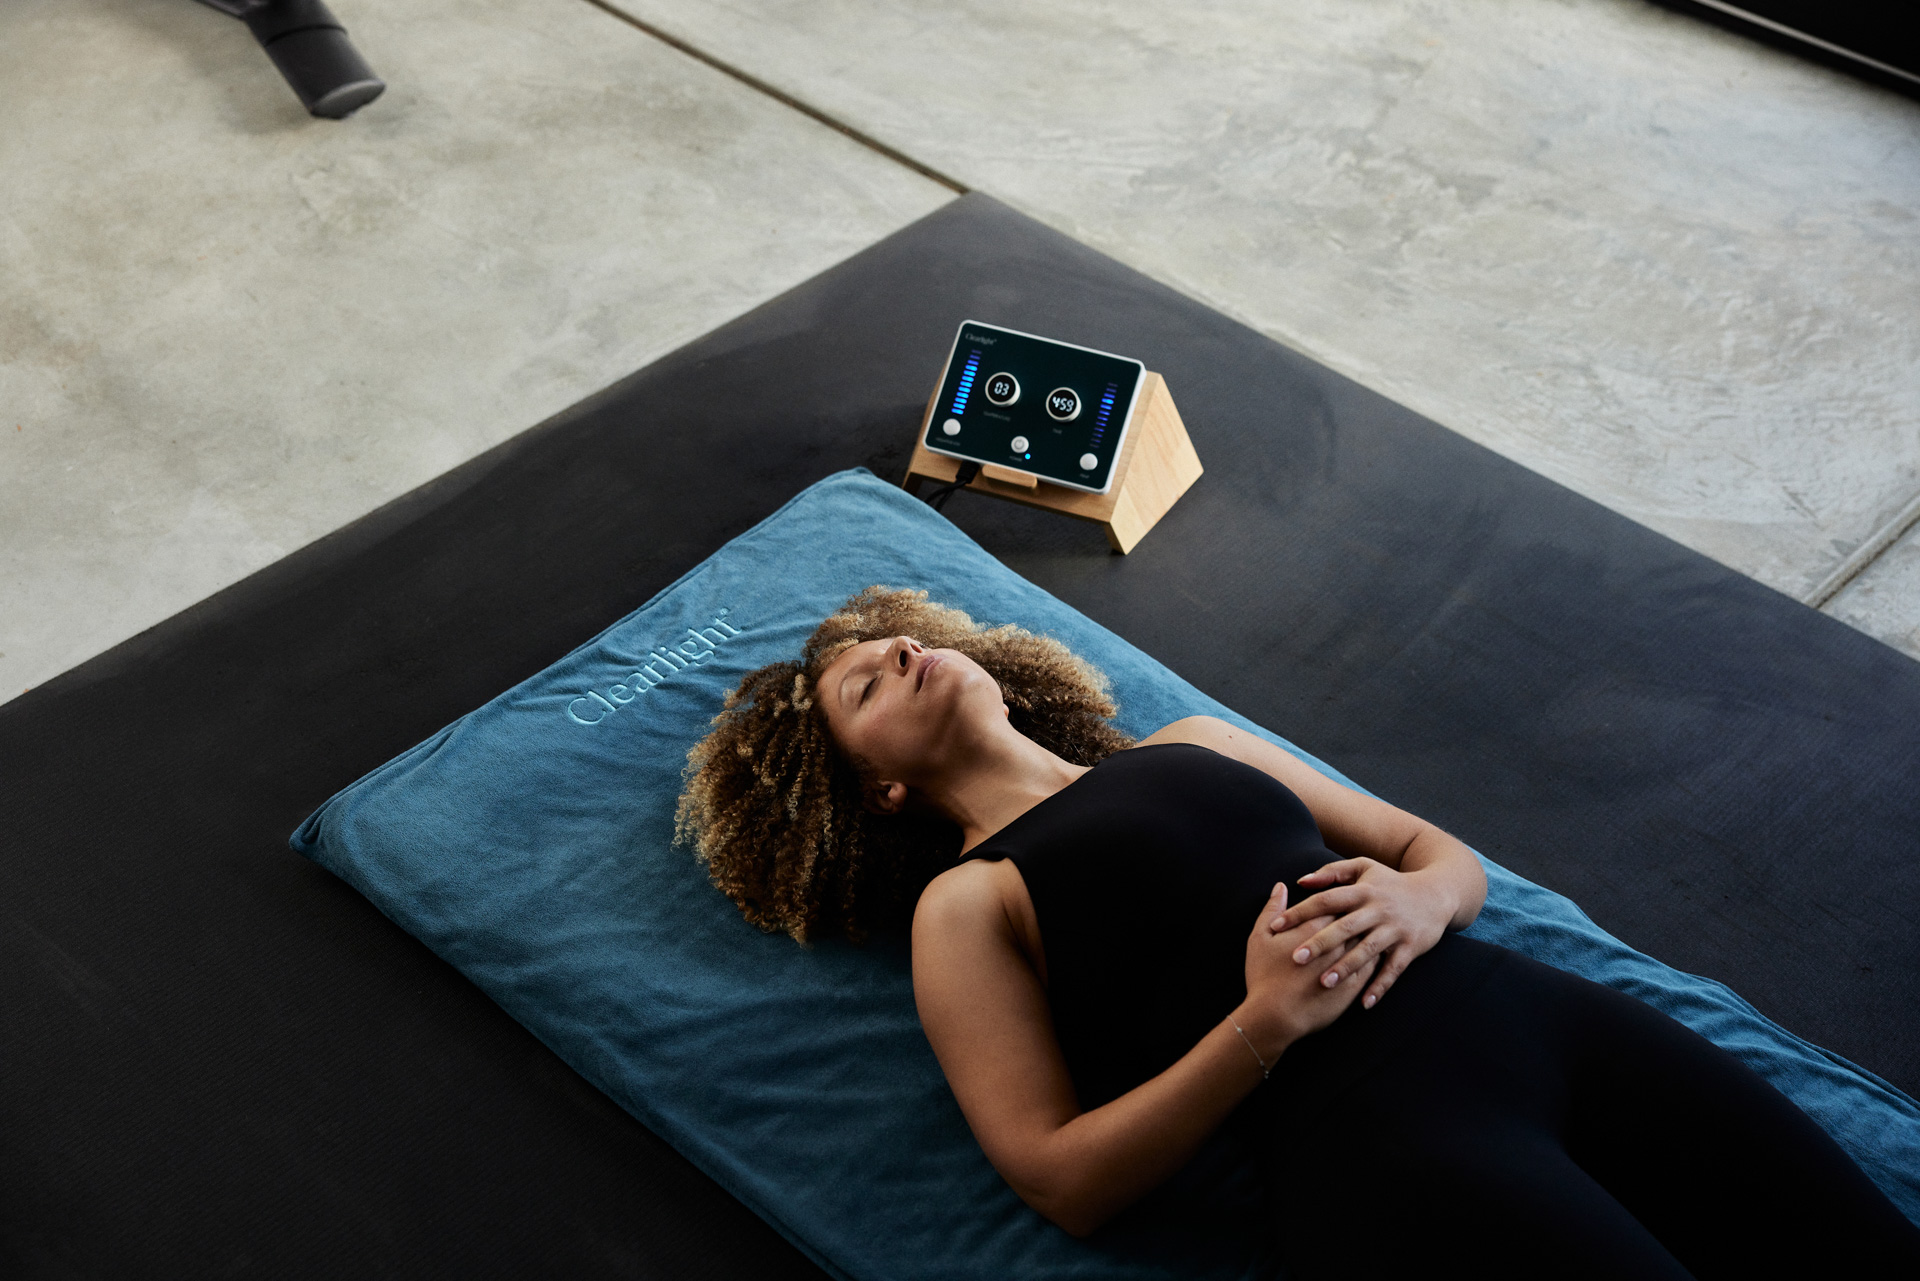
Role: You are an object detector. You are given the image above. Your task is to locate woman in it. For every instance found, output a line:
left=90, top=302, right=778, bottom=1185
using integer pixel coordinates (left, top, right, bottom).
left=677, top=588, right=1918, bottom=1277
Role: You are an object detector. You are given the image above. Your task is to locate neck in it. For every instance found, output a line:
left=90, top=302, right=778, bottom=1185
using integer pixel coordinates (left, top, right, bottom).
left=919, top=722, right=1090, bottom=853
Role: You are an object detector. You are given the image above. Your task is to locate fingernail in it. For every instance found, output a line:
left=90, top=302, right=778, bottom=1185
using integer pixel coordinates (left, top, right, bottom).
left=1322, top=972, right=1340, bottom=987
left=1293, top=947, right=1311, bottom=964
left=1364, top=994, right=1376, bottom=1009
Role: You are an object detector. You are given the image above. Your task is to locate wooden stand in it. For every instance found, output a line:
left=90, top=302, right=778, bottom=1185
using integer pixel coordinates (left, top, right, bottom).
left=902, top=372, right=1202, bottom=553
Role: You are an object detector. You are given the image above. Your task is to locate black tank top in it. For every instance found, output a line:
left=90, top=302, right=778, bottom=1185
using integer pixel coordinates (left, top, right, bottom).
left=968, top=742, right=1503, bottom=1112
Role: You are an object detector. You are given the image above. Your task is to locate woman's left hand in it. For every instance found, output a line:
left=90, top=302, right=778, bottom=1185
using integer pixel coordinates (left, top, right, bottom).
left=1268, top=858, right=1453, bottom=1010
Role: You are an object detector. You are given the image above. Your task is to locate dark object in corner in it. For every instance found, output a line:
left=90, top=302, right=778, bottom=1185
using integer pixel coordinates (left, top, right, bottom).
left=1656, top=0, right=1920, bottom=98
left=195, top=0, right=385, bottom=119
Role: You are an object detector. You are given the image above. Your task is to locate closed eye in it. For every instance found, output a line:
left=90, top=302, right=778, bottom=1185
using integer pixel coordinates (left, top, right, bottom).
left=861, top=676, right=878, bottom=705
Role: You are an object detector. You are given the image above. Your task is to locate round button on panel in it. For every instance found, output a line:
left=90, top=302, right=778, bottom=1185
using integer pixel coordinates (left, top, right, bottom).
left=1079, top=453, right=1099, bottom=471
left=941, top=418, right=961, bottom=436
left=1046, top=387, right=1082, bottom=421
left=983, top=372, right=1020, bottom=406
left=1009, top=435, right=1030, bottom=453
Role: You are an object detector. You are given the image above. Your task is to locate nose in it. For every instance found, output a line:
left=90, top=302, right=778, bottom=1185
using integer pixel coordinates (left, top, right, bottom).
left=886, top=635, right=923, bottom=673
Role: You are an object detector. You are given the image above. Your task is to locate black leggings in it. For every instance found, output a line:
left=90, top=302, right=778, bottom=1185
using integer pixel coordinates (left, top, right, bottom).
left=1263, top=945, right=1920, bottom=1279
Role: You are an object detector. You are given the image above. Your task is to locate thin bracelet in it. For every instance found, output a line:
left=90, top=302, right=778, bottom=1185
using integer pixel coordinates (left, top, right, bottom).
left=1230, top=1016, right=1270, bottom=1080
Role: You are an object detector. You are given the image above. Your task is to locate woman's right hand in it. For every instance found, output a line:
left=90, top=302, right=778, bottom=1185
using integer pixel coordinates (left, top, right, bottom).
left=1239, top=883, right=1377, bottom=1060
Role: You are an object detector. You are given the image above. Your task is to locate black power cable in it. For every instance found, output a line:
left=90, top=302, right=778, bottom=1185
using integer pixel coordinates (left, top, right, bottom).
left=194, top=0, right=385, bottom=119
left=922, top=462, right=981, bottom=513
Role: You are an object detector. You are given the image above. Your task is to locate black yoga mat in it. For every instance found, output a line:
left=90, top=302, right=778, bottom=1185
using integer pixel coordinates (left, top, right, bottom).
left=4, top=193, right=1916, bottom=1276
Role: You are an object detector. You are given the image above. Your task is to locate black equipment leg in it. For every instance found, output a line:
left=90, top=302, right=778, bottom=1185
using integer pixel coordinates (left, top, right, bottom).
left=195, top=0, right=385, bottom=119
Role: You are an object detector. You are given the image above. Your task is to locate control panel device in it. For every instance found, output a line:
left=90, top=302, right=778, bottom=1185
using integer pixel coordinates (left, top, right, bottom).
left=921, top=320, right=1145, bottom=495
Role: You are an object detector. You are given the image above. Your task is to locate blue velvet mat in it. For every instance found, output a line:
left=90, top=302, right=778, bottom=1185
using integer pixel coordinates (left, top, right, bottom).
left=292, top=469, right=1920, bottom=1277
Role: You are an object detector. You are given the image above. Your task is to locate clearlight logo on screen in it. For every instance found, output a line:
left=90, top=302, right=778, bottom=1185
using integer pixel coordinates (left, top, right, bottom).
left=565, top=608, right=743, bottom=726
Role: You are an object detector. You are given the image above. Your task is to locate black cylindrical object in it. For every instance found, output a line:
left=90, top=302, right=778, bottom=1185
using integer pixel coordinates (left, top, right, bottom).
left=243, top=0, right=384, bottom=119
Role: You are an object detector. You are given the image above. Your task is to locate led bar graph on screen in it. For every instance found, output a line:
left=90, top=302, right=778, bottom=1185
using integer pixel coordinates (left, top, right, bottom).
left=1090, top=383, right=1118, bottom=449
left=950, top=351, right=982, bottom=416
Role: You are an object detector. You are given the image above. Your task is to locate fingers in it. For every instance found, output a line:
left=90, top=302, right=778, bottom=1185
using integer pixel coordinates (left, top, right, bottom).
left=1273, top=913, right=1336, bottom=946
left=1289, top=906, right=1381, bottom=973
left=1255, top=915, right=1339, bottom=964
left=1312, top=918, right=1393, bottom=988
left=1295, top=858, right=1373, bottom=888
left=1259, top=881, right=1289, bottom=931
left=1355, top=951, right=1384, bottom=994
left=1269, top=884, right=1367, bottom=933
left=1361, top=942, right=1416, bottom=1010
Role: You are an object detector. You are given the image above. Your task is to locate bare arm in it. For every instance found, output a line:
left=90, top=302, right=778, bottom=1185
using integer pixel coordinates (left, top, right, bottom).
left=913, top=860, right=1370, bottom=1236
left=1141, top=717, right=1487, bottom=1006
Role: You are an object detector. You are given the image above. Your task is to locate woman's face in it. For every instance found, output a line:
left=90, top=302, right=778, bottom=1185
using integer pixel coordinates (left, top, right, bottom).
left=818, top=635, right=1005, bottom=804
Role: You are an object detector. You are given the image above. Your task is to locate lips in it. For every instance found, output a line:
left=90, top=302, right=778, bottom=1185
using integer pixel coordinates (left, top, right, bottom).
left=916, top=653, right=940, bottom=692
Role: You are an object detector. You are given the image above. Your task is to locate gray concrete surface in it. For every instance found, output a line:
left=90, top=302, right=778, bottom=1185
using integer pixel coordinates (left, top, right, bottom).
left=1828, top=517, right=1920, bottom=659
left=610, top=0, right=1920, bottom=654
left=0, top=0, right=950, bottom=703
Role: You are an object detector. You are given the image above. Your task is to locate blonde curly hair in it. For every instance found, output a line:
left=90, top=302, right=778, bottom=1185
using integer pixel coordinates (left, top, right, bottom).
left=676, top=586, right=1134, bottom=942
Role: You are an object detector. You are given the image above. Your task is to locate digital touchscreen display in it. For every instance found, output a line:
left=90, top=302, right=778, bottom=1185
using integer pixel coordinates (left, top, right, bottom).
left=921, top=320, right=1144, bottom=495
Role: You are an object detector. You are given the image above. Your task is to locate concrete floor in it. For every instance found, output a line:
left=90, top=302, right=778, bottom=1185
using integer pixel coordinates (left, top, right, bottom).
left=4, top=0, right=1918, bottom=707
left=1829, top=507, right=1920, bottom=656
left=0, top=0, right=950, bottom=702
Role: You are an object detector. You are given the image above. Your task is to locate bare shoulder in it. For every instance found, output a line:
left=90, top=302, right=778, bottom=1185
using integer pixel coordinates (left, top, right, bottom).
left=1139, top=717, right=1441, bottom=870
left=915, top=856, right=1050, bottom=988
left=1137, top=715, right=1313, bottom=784
left=1137, top=715, right=1367, bottom=826
left=915, top=858, right=1015, bottom=937
left=1137, top=714, right=1243, bottom=752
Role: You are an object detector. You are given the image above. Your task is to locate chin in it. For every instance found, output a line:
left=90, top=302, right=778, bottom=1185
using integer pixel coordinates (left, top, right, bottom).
left=945, top=663, right=1007, bottom=721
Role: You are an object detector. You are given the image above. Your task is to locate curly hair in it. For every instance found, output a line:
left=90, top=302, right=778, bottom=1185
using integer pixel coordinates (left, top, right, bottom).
left=675, top=587, right=1134, bottom=943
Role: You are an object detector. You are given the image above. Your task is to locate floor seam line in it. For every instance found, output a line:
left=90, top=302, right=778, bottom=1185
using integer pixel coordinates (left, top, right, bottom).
left=1804, top=487, right=1920, bottom=610
left=578, top=0, right=970, bottom=196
